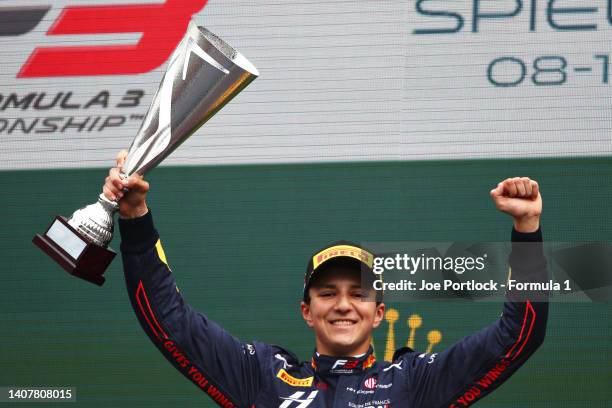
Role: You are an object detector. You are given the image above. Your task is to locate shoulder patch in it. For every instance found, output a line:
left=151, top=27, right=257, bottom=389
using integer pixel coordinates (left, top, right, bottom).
left=276, top=369, right=313, bottom=387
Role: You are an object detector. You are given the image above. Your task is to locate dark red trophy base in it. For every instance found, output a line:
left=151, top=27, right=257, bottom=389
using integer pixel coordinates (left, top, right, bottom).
left=33, top=216, right=116, bottom=286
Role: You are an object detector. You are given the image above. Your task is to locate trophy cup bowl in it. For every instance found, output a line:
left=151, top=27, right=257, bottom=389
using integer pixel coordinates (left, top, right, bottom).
left=33, top=22, right=259, bottom=285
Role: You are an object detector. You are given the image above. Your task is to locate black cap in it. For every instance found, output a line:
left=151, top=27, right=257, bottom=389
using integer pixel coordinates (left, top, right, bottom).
left=303, top=240, right=379, bottom=301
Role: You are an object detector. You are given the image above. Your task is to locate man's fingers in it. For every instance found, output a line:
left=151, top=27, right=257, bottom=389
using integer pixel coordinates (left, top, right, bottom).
left=493, top=177, right=539, bottom=199
left=523, top=178, right=533, bottom=196
left=140, top=180, right=150, bottom=193
left=107, top=167, right=125, bottom=192
left=515, top=178, right=526, bottom=196
left=104, top=176, right=124, bottom=197
left=505, top=178, right=518, bottom=196
left=531, top=181, right=539, bottom=199
left=112, top=177, right=124, bottom=192
left=103, top=185, right=119, bottom=201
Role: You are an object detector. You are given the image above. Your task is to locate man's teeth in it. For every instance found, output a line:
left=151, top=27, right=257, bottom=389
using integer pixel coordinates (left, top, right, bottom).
left=331, top=320, right=355, bottom=326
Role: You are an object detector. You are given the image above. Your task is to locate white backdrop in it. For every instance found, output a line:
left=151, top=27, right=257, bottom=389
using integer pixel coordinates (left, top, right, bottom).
left=0, top=0, right=610, bottom=170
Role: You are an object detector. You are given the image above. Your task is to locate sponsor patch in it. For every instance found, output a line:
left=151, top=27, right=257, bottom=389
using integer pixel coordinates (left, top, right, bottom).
left=363, top=377, right=377, bottom=389
left=312, top=245, right=374, bottom=269
left=277, top=369, right=314, bottom=387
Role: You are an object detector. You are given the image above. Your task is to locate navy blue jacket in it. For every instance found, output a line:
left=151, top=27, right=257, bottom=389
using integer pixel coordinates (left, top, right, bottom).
left=119, top=212, right=548, bottom=408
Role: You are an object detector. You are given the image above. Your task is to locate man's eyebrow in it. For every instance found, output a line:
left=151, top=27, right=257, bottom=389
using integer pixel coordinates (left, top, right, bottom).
left=315, top=284, right=337, bottom=289
left=314, top=284, right=363, bottom=289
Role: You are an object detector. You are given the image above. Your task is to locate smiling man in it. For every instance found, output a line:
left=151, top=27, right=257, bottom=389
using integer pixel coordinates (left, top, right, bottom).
left=106, top=151, right=548, bottom=407
left=302, top=255, right=385, bottom=359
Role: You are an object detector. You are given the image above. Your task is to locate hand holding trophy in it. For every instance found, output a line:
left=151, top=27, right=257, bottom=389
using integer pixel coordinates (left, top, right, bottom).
left=33, top=23, right=259, bottom=286
left=104, top=150, right=149, bottom=219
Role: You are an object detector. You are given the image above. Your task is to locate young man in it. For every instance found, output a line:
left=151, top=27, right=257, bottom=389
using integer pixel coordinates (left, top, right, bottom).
left=106, top=151, right=548, bottom=408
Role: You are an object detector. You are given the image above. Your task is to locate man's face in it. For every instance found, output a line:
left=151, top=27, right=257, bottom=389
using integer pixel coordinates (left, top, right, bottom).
left=300, top=266, right=385, bottom=357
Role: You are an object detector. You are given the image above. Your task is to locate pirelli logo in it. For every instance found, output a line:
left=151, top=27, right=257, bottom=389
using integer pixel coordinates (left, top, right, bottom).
left=276, top=369, right=314, bottom=387
left=312, top=245, right=374, bottom=270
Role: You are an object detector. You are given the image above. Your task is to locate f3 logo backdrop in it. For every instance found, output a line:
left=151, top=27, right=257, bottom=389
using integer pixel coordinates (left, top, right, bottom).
left=0, top=0, right=208, bottom=77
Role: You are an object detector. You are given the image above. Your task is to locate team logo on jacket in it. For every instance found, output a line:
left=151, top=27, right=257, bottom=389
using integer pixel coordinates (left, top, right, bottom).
left=279, top=391, right=318, bottom=408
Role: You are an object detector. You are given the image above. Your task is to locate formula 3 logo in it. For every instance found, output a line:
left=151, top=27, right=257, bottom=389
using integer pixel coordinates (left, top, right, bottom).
left=0, top=0, right=208, bottom=77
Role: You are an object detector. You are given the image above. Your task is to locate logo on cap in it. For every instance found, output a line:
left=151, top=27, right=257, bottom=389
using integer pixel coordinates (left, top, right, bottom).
left=312, top=245, right=374, bottom=270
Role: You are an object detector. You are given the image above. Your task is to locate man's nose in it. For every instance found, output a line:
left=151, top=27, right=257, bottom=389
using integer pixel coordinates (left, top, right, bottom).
left=334, top=293, right=352, bottom=312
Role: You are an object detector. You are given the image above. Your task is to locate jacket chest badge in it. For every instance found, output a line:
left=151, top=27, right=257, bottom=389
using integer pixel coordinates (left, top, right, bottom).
left=277, top=369, right=314, bottom=387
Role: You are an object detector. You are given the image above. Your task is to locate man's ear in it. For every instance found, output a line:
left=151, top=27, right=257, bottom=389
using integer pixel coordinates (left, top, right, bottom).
left=372, top=302, right=385, bottom=329
left=301, top=301, right=314, bottom=328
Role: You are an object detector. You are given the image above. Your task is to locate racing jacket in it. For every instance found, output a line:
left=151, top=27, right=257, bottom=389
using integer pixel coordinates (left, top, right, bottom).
left=119, top=211, right=548, bottom=408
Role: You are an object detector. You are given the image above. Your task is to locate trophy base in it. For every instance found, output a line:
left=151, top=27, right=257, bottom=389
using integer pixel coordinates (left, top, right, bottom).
left=33, top=216, right=116, bottom=286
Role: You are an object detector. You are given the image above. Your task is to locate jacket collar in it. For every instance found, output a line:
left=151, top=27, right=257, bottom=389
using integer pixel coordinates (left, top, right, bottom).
left=311, top=346, right=376, bottom=375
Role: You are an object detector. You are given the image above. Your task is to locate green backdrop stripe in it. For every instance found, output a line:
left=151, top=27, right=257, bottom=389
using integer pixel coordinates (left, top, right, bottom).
left=1, top=157, right=611, bottom=407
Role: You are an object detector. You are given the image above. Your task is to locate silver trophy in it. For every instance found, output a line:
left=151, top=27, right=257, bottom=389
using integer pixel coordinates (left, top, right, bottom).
left=33, top=22, right=259, bottom=285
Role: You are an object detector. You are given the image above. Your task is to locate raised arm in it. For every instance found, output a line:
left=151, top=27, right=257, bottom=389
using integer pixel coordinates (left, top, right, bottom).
left=406, top=177, right=549, bottom=408
left=104, top=151, right=265, bottom=408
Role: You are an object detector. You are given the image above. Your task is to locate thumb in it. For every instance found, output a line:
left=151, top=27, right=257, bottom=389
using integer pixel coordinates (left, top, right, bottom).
left=116, top=150, right=128, bottom=167
left=490, top=183, right=503, bottom=198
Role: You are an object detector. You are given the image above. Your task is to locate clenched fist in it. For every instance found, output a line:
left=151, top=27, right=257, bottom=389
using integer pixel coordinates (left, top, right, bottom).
left=102, top=150, right=150, bottom=219
left=490, top=177, right=542, bottom=233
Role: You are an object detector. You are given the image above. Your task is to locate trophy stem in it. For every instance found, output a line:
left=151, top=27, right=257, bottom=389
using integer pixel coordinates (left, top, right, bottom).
left=67, top=194, right=119, bottom=248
